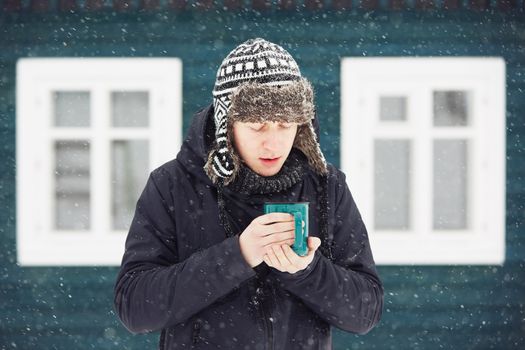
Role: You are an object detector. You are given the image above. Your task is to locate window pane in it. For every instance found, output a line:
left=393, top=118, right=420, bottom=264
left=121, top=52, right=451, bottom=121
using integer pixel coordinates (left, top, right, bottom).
left=111, top=91, right=149, bottom=127
left=380, top=96, right=407, bottom=121
left=433, top=140, right=469, bottom=230
left=433, top=90, right=470, bottom=126
left=374, top=139, right=411, bottom=230
left=111, top=140, right=149, bottom=230
left=53, top=91, right=90, bottom=127
left=55, top=141, right=90, bottom=230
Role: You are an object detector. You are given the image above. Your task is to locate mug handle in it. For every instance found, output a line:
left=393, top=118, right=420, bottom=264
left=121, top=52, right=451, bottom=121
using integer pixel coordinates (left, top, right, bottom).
left=292, top=212, right=307, bottom=256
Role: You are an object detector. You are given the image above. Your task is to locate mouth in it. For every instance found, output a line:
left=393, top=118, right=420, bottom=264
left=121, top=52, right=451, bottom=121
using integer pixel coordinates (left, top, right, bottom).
left=259, top=156, right=281, bottom=166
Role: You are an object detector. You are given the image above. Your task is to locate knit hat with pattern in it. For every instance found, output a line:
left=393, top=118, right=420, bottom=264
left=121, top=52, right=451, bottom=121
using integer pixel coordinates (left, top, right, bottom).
left=204, top=37, right=328, bottom=185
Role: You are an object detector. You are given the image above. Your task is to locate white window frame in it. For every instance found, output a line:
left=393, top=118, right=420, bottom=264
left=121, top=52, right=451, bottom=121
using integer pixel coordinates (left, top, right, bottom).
left=17, top=58, right=183, bottom=266
left=341, top=57, right=506, bottom=265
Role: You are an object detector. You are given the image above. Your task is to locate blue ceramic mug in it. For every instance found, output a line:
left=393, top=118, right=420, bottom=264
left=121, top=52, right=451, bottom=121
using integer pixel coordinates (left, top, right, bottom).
left=264, top=202, right=309, bottom=257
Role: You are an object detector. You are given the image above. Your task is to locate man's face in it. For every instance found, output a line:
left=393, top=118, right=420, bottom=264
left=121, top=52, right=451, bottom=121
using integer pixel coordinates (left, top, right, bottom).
left=232, top=121, right=298, bottom=177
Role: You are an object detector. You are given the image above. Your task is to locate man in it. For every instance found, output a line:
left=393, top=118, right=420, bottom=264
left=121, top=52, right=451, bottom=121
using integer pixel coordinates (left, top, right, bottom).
left=114, top=38, right=383, bottom=349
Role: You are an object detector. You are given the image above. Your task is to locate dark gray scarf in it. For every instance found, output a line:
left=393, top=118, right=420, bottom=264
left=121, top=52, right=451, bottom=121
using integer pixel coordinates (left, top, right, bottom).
left=226, top=147, right=307, bottom=195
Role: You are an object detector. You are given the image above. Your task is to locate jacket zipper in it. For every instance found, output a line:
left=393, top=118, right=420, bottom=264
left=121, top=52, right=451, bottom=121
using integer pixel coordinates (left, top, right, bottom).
left=192, top=320, right=201, bottom=346
left=256, top=287, right=273, bottom=350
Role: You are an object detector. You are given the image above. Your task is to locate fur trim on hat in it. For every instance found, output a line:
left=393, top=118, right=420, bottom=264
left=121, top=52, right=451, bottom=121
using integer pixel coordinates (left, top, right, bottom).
left=227, top=78, right=314, bottom=124
left=293, top=122, right=328, bottom=176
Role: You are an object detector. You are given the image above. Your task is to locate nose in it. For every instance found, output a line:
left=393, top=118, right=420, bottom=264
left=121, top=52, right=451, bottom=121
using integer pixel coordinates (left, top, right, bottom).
left=262, top=131, right=281, bottom=152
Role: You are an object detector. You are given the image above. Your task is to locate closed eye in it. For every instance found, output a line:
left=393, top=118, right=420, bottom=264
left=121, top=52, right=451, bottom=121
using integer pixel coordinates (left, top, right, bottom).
left=245, top=122, right=264, bottom=132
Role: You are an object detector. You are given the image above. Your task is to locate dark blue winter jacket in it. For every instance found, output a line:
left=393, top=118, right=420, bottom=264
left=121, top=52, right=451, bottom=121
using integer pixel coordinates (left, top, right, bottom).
left=114, top=104, right=383, bottom=349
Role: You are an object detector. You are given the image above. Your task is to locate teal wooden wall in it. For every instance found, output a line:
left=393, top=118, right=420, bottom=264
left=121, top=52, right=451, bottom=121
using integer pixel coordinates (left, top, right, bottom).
left=1, top=3, right=524, bottom=349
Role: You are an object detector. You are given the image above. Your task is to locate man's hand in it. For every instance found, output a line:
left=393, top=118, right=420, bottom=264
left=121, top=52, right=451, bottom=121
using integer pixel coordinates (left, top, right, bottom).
left=263, top=237, right=321, bottom=274
left=239, top=213, right=295, bottom=268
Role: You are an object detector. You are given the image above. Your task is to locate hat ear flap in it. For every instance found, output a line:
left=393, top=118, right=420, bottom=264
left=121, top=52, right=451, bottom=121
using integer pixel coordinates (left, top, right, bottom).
left=204, top=148, right=220, bottom=184
left=293, top=122, right=328, bottom=176
left=225, top=121, right=243, bottom=185
left=204, top=143, right=242, bottom=186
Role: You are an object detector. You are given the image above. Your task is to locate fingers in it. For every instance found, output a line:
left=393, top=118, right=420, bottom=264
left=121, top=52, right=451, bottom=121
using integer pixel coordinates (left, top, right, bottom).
left=264, top=238, right=294, bottom=248
left=263, top=252, right=277, bottom=268
left=264, top=244, right=302, bottom=273
left=281, top=245, right=302, bottom=267
left=301, top=237, right=321, bottom=260
left=271, top=245, right=293, bottom=267
left=262, top=236, right=323, bottom=272
left=308, top=237, right=321, bottom=250
left=259, top=221, right=295, bottom=237
left=263, top=247, right=285, bottom=271
left=256, top=212, right=294, bottom=225
left=261, top=231, right=294, bottom=247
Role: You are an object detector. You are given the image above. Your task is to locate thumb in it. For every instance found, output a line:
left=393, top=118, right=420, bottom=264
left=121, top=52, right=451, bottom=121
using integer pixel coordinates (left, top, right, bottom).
left=307, top=236, right=321, bottom=251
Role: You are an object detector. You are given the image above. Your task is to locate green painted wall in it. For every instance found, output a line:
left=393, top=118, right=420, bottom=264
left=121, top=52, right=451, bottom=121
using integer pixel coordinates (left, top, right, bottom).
left=1, top=8, right=524, bottom=349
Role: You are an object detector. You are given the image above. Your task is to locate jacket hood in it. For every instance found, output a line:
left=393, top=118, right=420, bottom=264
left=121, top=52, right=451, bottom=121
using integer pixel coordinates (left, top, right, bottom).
left=176, top=103, right=324, bottom=186
left=175, top=104, right=216, bottom=186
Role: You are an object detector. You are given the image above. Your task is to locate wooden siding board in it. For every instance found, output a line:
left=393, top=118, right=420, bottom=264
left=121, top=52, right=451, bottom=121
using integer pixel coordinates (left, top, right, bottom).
left=0, top=12, right=522, bottom=46
left=382, top=285, right=525, bottom=308
left=8, top=279, right=524, bottom=311
left=4, top=335, right=158, bottom=349
left=379, top=264, right=525, bottom=286
left=379, top=313, right=524, bottom=334
left=334, top=329, right=525, bottom=349
left=1, top=1, right=525, bottom=11
left=2, top=312, right=119, bottom=332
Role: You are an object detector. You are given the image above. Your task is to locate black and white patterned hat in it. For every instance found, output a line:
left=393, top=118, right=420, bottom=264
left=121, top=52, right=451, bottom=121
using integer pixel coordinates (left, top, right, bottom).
left=205, top=37, right=327, bottom=184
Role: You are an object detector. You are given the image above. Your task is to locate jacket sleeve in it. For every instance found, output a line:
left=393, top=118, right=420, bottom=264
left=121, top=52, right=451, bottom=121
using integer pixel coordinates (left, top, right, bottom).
left=270, top=169, right=384, bottom=334
left=113, top=167, right=256, bottom=334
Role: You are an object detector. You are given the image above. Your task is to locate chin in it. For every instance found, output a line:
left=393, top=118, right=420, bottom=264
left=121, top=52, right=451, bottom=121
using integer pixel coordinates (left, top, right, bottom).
left=258, top=169, right=280, bottom=177
left=252, top=164, right=284, bottom=177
